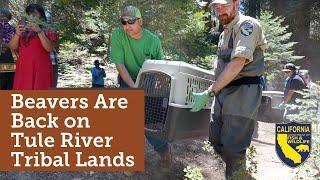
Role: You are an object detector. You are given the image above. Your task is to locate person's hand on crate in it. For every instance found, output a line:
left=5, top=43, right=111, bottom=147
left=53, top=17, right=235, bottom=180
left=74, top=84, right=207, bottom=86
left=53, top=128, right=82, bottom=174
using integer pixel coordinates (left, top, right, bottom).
left=190, top=90, right=210, bottom=112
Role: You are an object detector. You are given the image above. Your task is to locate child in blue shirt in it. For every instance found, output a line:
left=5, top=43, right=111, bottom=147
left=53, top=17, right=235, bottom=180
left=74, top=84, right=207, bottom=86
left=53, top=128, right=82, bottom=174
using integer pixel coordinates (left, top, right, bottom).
left=91, top=60, right=106, bottom=88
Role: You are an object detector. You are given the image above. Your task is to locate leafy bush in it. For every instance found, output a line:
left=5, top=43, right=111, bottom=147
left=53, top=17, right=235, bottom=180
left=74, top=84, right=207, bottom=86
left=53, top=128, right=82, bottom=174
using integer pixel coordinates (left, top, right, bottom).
left=183, top=166, right=203, bottom=180
left=259, top=11, right=304, bottom=90
left=286, top=83, right=320, bottom=178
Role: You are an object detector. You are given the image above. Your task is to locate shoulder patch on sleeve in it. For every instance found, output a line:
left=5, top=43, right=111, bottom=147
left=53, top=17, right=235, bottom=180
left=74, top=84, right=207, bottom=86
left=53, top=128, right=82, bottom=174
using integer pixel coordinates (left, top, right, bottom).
left=240, top=21, right=254, bottom=36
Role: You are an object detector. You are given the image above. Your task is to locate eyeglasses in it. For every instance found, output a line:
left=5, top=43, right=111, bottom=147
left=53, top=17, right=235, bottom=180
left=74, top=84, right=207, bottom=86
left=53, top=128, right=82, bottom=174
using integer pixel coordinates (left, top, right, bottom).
left=120, top=18, right=138, bottom=25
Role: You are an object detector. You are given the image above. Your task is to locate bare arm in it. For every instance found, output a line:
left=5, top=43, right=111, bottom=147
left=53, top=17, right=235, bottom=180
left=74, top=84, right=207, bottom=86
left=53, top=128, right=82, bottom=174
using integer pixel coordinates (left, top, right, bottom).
left=8, top=34, right=19, bottom=50
left=37, top=31, right=53, bottom=52
left=211, top=57, right=247, bottom=93
left=116, top=64, right=135, bottom=88
left=8, top=25, right=25, bottom=50
left=283, top=90, right=294, bottom=104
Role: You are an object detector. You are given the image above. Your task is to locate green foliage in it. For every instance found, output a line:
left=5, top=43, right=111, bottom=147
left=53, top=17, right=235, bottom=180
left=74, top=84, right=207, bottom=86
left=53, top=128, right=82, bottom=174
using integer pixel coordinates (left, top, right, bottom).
left=183, top=166, right=204, bottom=180
left=286, top=84, right=319, bottom=123
left=247, top=145, right=258, bottom=176
left=173, top=10, right=215, bottom=57
left=188, top=55, right=216, bottom=70
left=59, top=42, right=89, bottom=59
left=175, top=10, right=216, bottom=69
left=259, top=11, right=304, bottom=90
left=202, top=140, right=214, bottom=152
left=286, top=83, right=320, bottom=178
left=8, top=0, right=28, bottom=22
left=50, top=1, right=88, bottom=41
left=22, top=13, right=56, bottom=30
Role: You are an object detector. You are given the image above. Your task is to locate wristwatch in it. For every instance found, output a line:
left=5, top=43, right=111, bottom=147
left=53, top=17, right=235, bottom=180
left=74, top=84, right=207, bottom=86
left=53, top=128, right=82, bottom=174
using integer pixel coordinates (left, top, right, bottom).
left=208, top=90, right=215, bottom=97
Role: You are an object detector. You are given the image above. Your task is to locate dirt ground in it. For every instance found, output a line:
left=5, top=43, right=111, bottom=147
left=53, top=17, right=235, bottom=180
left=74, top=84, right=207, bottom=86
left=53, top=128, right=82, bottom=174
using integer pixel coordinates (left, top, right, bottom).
left=0, top=121, right=299, bottom=180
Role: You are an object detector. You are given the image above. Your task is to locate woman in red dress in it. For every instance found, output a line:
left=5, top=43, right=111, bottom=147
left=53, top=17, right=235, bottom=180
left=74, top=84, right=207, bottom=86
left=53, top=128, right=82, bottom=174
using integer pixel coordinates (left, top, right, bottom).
left=9, top=3, right=58, bottom=90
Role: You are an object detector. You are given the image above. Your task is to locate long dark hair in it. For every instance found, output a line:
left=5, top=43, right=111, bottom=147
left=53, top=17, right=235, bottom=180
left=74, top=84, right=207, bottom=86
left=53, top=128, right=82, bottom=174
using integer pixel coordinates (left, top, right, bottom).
left=25, top=3, right=47, bottom=22
left=21, top=3, right=47, bottom=46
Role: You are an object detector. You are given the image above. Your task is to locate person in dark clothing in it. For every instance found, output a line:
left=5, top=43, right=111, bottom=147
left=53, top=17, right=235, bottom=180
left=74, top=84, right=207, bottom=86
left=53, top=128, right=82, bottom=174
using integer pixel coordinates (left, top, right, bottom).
left=91, top=60, right=106, bottom=88
left=280, top=63, right=306, bottom=120
left=0, top=8, right=15, bottom=90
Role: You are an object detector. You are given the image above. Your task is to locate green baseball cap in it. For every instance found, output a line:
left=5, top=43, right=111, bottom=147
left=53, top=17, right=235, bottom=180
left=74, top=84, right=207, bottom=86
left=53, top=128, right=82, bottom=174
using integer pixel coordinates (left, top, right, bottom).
left=121, top=6, right=142, bottom=19
left=209, top=0, right=233, bottom=7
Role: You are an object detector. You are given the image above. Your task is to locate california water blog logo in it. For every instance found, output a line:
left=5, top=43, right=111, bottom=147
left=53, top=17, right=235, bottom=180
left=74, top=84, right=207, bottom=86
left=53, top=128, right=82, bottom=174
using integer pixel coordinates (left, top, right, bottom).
left=275, top=122, right=311, bottom=168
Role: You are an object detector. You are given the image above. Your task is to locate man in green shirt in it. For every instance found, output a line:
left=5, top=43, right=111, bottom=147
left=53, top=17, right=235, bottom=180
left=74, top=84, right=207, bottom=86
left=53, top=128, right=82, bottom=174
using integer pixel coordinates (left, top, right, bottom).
left=111, top=5, right=164, bottom=87
left=110, top=5, right=171, bottom=173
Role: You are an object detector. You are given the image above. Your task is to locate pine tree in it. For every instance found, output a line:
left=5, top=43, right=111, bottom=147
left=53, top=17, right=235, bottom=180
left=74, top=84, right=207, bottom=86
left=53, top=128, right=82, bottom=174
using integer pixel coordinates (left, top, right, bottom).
left=259, top=11, right=304, bottom=90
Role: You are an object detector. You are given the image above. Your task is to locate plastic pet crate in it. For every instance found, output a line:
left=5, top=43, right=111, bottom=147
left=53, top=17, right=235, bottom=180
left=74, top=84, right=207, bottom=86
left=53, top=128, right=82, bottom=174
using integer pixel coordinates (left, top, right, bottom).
left=135, top=60, right=215, bottom=142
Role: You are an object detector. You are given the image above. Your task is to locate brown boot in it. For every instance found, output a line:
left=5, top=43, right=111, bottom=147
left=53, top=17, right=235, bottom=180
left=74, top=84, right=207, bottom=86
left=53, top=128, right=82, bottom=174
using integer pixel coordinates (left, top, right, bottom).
left=226, top=152, right=246, bottom=180
left=160, top=145, right=172, bottom=167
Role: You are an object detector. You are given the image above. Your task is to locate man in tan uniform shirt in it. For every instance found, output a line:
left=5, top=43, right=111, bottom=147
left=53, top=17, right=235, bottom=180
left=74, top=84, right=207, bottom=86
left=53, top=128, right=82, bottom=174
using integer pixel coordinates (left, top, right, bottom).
left=191, top=0, right=267, bottom=178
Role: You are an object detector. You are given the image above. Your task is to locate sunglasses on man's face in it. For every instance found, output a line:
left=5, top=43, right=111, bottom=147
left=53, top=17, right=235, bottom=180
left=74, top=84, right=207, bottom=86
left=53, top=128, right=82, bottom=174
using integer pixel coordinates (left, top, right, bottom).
left=120, top=18, right=138, bottom=25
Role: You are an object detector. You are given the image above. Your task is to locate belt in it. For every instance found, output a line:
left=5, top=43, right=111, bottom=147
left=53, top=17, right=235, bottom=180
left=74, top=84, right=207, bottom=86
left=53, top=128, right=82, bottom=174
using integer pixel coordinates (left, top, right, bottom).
left=0, top=63, right=16, bottom=72
left=226, top=76, right=261, bottom=88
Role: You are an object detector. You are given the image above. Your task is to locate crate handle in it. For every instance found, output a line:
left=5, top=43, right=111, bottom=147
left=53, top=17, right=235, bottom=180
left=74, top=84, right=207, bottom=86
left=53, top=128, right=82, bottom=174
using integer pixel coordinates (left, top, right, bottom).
left=144, top=127, right=161, bottom=133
